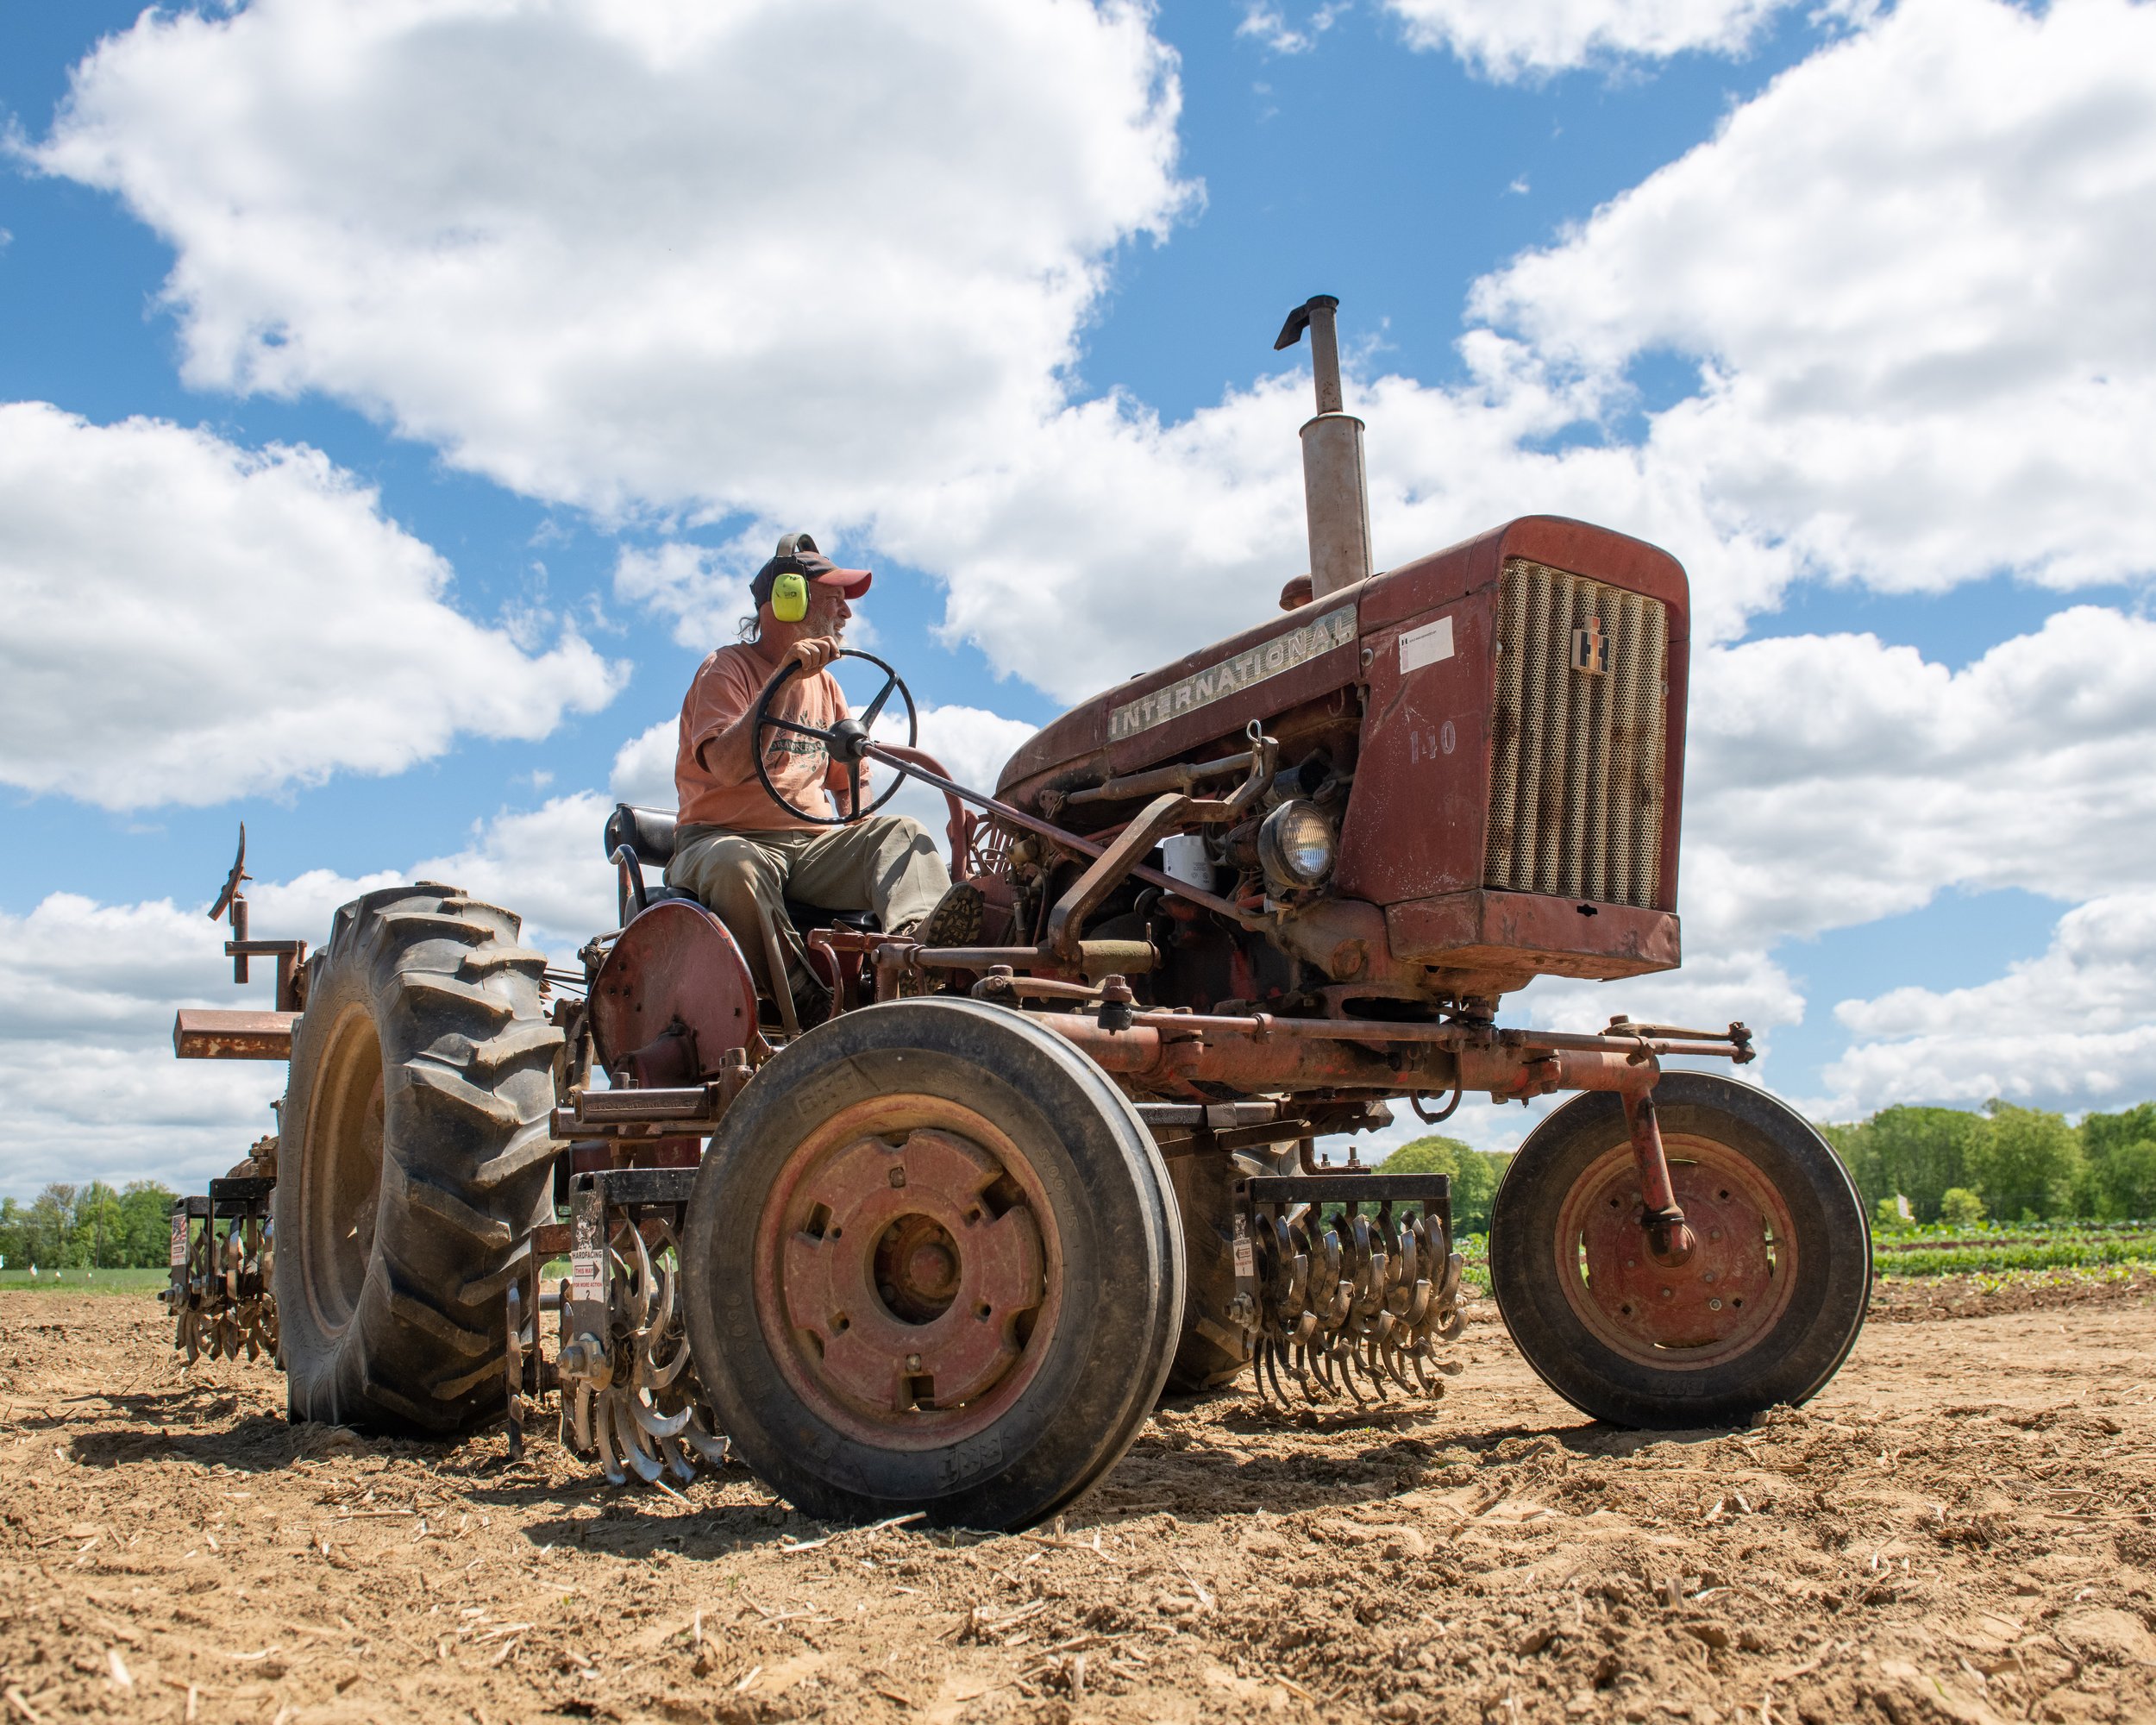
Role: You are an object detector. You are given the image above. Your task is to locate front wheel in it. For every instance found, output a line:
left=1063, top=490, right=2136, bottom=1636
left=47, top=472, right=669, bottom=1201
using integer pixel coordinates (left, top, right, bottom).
left=1489, top=1072, right=1869, bottom=1429
left=680, top=998, right=1182, bottom=1530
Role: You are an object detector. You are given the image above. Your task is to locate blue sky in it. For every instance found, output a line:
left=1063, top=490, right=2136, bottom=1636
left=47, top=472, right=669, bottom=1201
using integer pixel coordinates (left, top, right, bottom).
left=4, top=0, right=2154, bottom=1195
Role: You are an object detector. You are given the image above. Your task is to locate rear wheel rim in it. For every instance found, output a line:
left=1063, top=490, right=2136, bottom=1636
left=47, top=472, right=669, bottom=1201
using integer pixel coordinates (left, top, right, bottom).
left=298, top=1004, right=385, bottom=1339
left=752, top=1093, right=1063, bottom=1450
left=1552, top=1132, right=1798, bottom=1371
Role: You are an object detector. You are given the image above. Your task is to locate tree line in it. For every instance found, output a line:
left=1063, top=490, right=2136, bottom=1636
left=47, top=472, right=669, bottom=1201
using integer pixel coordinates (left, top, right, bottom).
left=1383, top=1097, right=2155, bottom=1235
left=1823, top=1100, right=2155, bottom=1226
left=0, top=1182, right=179, bottom=1271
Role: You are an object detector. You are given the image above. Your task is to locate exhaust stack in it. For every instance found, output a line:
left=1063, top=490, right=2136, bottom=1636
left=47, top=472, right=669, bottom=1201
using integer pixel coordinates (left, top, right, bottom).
left=1276, top=294, right=1372, bottom=600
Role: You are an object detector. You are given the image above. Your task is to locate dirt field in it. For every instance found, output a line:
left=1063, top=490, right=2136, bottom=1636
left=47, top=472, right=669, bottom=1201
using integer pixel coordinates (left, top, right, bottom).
left=3, top=1280, right=2153, bottom=1725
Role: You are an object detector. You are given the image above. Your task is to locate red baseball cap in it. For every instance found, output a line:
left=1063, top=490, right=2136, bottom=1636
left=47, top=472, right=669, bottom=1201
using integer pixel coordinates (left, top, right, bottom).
left=751, top=531, right=872, bottom=605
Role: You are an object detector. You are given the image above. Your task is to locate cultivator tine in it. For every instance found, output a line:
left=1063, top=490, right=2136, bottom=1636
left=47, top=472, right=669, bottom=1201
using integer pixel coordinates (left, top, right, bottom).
left=165, top=1178, right=279, bottom=1371
left=1241, top=1172, right=1466, bottom=1415
left=683, top=1406, right=731, bottom=1467
left=592, top=1396, right=630, bottom=1486
left=553, top=1171, right=733, bottom=1494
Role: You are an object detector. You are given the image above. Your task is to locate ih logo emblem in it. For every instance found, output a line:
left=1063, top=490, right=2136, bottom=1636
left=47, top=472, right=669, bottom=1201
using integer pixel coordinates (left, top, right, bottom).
left=1570, top=616, right=1610, bottom=675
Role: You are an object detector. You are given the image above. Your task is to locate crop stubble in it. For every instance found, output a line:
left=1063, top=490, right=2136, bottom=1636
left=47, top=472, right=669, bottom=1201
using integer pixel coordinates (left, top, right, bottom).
left=2, top=1278, right=2153, bottom=1724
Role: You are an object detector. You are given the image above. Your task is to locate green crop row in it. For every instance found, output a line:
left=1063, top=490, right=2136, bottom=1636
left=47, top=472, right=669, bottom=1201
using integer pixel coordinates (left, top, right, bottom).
left=1871, top=1233, right=2156, bottom=1278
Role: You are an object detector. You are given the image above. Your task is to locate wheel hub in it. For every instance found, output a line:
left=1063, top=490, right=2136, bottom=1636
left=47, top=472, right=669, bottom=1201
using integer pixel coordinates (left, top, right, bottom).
left=1556, top=1136, right=1797, bottom=1370
left=764, top=1114, right=1052, bottom=1441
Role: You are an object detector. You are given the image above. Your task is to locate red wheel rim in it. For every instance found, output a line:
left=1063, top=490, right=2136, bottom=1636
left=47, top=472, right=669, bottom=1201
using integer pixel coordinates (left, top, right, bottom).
left=752, top=1095, right=1062, bottom=1449
left=1552, top=1133, right=1798, bottom=1371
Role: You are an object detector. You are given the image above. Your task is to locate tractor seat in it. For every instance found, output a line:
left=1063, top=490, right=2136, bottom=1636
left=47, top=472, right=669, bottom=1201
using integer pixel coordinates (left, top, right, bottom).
left=605, top=803, right=676, bottom=868
left=606, top=806, right=879, bottom=933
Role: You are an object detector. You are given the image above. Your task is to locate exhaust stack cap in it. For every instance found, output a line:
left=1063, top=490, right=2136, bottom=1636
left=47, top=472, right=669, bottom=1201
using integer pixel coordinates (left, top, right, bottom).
left=1275, top=294, right=1371, bottom=601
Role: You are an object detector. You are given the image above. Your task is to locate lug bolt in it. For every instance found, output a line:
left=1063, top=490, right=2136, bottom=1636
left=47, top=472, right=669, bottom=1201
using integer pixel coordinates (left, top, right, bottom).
left=1709, top=1298, right=1723, bottom=1311
left=889, top=1166, right=907, bottom=1188
left=1659, top=1288, right=1673, bottom=1299
left=1626, top=1258, right=1638, bottom=1269
left=906, top=1353, right=923, bottom=1371
left=1702, top=1270, right=1716, bottom=1283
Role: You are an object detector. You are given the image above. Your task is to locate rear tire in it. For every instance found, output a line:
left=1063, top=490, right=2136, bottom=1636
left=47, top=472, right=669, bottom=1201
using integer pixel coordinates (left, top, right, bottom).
left=274, top=885, right=561, bottom=1434
left=681, top=998, right=1182, bottom=1530
left=1489, top=1072, right=1869, bottom=1430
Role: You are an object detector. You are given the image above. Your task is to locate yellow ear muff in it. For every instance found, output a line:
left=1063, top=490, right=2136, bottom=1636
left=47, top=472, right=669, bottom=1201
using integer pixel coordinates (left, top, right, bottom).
left=772, top=570, right=809, bottom=623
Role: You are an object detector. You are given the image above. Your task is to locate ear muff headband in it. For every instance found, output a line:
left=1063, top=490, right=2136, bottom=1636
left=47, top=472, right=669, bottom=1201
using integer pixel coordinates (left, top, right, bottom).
left=771, top=569, right=809, bottom=622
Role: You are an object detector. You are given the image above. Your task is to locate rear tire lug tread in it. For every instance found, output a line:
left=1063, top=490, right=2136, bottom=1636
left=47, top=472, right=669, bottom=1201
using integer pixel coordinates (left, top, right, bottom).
left=396, top=1168, right=515, bottom=1251
left=459, top=948, right=548, bottom=976
left=279, top=883, right=559, bottom=1440
left=398, top=973, right=517, bottom=1021
left=430, top=1354, right=508, bottom=1401
left=470, top=1125, right=564, bottom=1193
left=375, top=912, right=497, bottom=947
left=399, top=1058, right=532, bottom=1129
left=384, top=1278, right=495, bottom=1358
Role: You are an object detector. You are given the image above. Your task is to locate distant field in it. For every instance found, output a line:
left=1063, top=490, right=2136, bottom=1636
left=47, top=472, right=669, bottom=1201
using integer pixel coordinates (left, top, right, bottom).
left=0, top=1265, right=167, bottom=1295
left=1872, top=1220, right=2156, bottom=1278
left=1452, top=1221, right=2156, bottom=1288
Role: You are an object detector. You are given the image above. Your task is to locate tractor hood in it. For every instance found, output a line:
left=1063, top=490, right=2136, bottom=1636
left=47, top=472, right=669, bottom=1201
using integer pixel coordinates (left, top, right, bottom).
left=996, top=514, right=1689, bottom=815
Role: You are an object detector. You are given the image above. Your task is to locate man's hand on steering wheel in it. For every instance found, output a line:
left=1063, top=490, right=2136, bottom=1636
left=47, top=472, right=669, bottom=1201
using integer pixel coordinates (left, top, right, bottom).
left=786, top=636, right=844, bottom=679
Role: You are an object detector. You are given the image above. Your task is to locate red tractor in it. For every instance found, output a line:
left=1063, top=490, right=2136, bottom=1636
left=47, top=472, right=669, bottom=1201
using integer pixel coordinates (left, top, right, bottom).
left=171, top=297, right=1870, bottom=1531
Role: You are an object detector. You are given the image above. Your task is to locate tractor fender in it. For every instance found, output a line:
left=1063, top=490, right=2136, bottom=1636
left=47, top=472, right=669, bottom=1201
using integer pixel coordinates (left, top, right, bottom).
left=587, top=900, right=757, bottom=1082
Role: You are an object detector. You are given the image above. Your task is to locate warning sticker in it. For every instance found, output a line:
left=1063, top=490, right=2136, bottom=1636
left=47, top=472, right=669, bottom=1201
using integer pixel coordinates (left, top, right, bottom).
left=169, top=1212, right=187, bottom=1269
left=1397, top=615, right=1455, bottom=675
left=571, top=1209, right=603, bottom=1300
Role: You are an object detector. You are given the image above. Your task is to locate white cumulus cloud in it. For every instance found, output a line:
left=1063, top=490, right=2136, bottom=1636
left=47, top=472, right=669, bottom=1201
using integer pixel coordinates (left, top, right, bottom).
left=0, top=402, right=624, bottom=810
left=1469, top=0, right=2156, bottom=599
left=1825, top=895, right=2156, bottom=1114
left=31, top=0, right=1190, bottom=519
left=1383, top=0, right=1829, bottom=78
left=1681, top=607, right=2156, bottom=953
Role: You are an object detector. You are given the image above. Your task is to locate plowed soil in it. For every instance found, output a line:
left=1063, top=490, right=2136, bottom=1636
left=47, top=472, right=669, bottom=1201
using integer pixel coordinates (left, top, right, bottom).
left=3, top=1278, right=2153, bottom=1725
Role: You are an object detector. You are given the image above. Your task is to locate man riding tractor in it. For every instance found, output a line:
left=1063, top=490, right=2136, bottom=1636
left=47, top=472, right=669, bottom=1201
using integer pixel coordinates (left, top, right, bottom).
left=664, top=532, right=981, bottom=1026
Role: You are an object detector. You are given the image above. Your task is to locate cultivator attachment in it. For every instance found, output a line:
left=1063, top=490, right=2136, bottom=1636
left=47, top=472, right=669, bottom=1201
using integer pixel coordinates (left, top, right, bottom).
left=164, top=1176, right=278, bottom=1364
left=1237, top=1174, right=1464, bottom=1411
left=541, top=1169, right=730, bottom=1486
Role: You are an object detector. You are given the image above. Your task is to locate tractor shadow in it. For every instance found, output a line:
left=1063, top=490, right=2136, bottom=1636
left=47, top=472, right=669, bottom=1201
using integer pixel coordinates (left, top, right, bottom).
left=1070, top=1398, right=1740, bottom=1531
left=67, top=1405, right=356, bottom=1474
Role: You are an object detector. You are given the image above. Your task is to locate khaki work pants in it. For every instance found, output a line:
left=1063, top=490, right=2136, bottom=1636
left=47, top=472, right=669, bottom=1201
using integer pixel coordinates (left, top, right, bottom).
left=665, top=816, right=950, bottom=1005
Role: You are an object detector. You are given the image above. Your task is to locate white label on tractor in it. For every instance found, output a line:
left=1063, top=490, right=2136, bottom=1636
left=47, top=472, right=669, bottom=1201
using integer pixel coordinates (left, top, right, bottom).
left=1108, top=604, right=1357, bottom=741
left=1397, top=615, right=1455, bottom=675
left=571, top=1212, right=602, bottom=1299
left=1232, top=1232, right=1255, bottom=1278
left=169, top=1213, right=187, bottom=1269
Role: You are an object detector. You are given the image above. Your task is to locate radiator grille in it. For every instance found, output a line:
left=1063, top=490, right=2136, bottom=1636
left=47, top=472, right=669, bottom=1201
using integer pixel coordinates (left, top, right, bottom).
left=1484, top=558, right=1668, bottom=908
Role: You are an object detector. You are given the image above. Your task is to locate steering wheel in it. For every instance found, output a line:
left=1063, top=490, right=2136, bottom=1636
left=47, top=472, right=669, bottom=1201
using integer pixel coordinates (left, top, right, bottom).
left=751, top=648, right=918, bottom=826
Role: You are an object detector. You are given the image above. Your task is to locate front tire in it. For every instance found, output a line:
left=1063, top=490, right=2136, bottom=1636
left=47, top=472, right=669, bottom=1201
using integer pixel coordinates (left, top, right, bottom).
left=274, top=885, right=561, bottom=1434
left=681, top=998, right=1182, bottom=1530
left=1489, top=1072, right=1869, bottom=1429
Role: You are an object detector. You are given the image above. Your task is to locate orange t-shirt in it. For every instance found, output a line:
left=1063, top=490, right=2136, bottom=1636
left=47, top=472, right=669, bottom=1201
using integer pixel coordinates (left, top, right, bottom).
left=674, top=642, right=862, bottom=831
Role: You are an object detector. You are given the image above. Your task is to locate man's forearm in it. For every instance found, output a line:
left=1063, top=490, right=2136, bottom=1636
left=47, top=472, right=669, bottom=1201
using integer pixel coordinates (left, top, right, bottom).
left=698, top=706, right=762, bottom=785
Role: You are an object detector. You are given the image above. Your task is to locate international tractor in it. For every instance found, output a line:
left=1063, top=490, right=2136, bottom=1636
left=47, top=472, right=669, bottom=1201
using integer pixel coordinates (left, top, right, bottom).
left=166, top=297, right=1870, bottom=1531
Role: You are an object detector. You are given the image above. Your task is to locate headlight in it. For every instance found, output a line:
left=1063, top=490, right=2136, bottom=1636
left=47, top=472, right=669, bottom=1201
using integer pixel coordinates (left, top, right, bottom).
left=1257, top=800, right=1336, bottom=893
